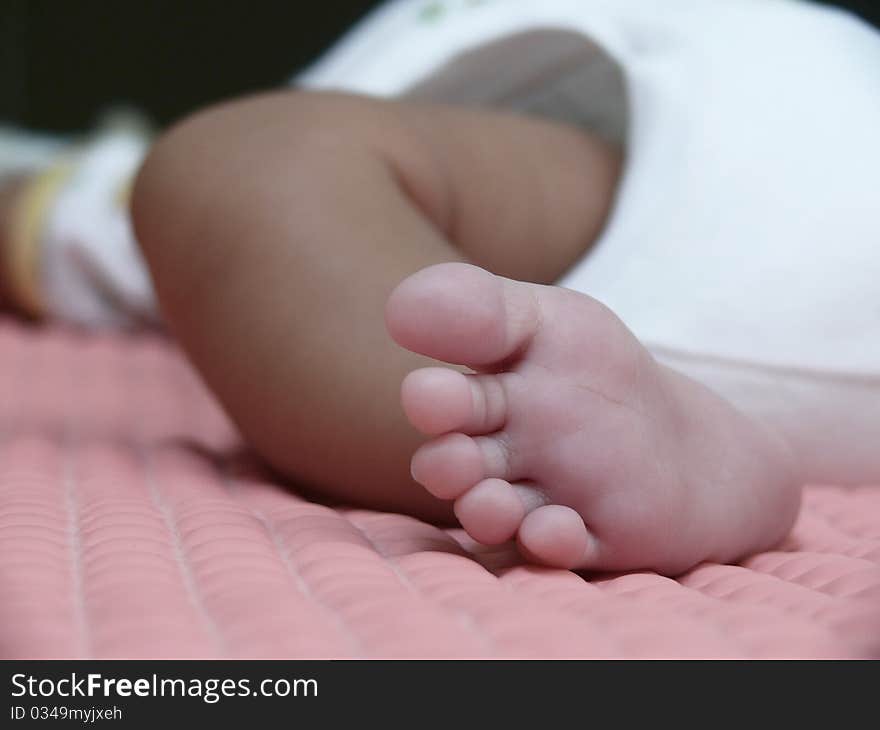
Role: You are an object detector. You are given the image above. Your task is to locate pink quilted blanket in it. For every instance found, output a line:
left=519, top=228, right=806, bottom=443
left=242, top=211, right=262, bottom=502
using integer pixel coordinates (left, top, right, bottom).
left=1, top=320, right=878, bottom=658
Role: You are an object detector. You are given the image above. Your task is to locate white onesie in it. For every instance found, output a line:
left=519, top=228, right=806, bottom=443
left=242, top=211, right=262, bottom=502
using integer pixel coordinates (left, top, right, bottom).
left=297, top=0, right=880, bottom=482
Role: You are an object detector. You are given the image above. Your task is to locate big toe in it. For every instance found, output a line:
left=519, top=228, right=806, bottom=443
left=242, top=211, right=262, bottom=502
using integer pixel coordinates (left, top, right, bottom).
left=385, top=262, right=541, bottom=369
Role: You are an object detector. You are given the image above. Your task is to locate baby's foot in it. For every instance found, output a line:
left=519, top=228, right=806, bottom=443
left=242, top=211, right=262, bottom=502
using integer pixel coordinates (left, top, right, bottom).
left=385, top=263, right=800, bottom=574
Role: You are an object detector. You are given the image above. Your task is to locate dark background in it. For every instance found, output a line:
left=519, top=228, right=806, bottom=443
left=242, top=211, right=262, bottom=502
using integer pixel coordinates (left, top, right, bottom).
left=1, top=0, right=878, bottom=133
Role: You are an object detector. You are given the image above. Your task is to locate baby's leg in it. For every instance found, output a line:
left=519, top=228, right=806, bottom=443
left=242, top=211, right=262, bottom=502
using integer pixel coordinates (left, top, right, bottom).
left=131, top=91, right=620, bottom=522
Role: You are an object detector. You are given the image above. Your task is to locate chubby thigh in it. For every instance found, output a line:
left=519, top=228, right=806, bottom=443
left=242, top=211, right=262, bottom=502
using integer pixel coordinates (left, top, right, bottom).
left=131, top=90, right=621, bottom=518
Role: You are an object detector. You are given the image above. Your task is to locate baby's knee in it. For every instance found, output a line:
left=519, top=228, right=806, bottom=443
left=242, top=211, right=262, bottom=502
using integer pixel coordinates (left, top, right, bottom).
left=130, top=99, right=238, bottom=288
left=133, top=94, right=287, bottom=251
left=133, top=90, right=398, bottom=228
left=131, top=91, right=365, bottom=301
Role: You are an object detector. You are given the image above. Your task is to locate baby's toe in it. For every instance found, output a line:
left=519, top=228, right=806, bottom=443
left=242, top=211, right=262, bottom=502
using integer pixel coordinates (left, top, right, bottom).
left=410, top=432, right=512, bottom=500
left=402, top=367, right=509, bottom=435
left=453, top=478, right=524, bottom=545
left=386, top=262, right=541, bottom=369
left=517, top=505, right=600, bottom=570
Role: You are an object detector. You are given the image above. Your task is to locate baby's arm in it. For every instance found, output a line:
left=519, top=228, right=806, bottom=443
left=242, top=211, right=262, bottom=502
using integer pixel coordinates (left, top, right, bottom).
left=132, top=90, right=619, bottom=518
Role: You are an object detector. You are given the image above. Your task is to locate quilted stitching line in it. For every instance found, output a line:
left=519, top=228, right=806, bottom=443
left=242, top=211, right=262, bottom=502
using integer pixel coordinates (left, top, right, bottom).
left=683, top=563, right=829, bottom=603
left=489, top=571, right=658, bottom=657
left=122, top=341, right=233, bottom=657
left=612, top=570, right=838, bottom=654
left=220, top=467, right=367, bottom=659
left=745, top=552, right=880, bottom=598
left=589, top=578, right=759, bottom=654
left=677, top=567, right=859, bottom=644
left=805, top=494, right=880, bottom=547
left=253, top=509, right=367, bottom=658
left=142, top=446, right=228, bottom=657
left=683, top=581, right=865, bottom=655
left=62, top=436, right=91, bottom=658
left=343, top=514, right=499, bottom=656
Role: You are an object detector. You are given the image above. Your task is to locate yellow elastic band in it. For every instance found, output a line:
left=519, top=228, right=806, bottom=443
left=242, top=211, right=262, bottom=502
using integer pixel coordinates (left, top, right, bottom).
left=4, top=161, right=73, bottom=318
left=115, top=177, right=133, bottom=210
